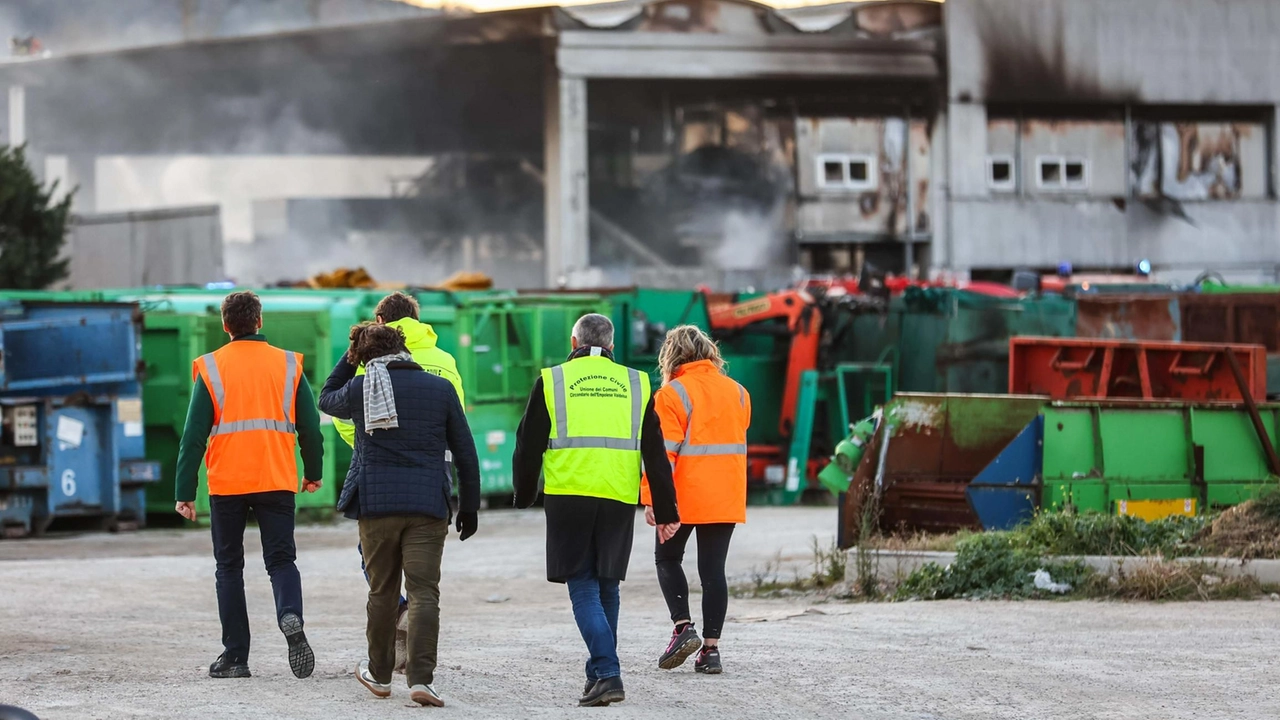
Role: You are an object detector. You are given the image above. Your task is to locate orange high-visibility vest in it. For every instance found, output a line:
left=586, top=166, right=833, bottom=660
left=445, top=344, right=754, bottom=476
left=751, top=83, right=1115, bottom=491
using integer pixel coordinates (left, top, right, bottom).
left=641, top=359, right=751, bottom=524
left=193, top=341, right=303, bottom=496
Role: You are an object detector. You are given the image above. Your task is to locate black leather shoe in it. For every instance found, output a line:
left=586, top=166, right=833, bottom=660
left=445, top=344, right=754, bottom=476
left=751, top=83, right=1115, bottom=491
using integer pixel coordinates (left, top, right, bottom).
left=579, top=676, right=625, bottom=707
left=583, top=679, right=595, bottom=698
left=209, top=653, right=250, bottom=679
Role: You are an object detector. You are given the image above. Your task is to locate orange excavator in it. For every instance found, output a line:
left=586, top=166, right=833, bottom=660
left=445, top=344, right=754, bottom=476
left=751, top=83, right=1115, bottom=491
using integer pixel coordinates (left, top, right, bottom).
left=703, top=288, right=824, bottom=487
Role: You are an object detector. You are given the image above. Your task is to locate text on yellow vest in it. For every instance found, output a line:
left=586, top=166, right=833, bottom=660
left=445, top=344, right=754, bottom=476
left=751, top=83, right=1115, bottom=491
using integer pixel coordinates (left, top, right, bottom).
left=540, top=355, right=650, bottom=504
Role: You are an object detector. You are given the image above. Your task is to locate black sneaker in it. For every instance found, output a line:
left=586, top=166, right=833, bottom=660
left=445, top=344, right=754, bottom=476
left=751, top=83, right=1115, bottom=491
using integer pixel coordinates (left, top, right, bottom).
left=658, top=624, right=701, bottom=670
left=694, top=646, right=722, bottom=675
left=279, top=612, right=314, bottom=679
left=209, top=653, right=250, bottom=679
left=579, top=677, right=625, bottom=707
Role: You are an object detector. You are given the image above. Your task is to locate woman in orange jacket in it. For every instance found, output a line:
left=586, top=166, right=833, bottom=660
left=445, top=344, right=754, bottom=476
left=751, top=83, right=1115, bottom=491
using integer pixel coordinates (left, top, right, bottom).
left=641, top=325, right=751, bottom=675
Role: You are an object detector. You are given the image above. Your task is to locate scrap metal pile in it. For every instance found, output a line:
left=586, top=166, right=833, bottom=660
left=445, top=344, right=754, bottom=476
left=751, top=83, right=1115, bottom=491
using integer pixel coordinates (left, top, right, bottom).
left=823, top=297, right=1280, bottom=547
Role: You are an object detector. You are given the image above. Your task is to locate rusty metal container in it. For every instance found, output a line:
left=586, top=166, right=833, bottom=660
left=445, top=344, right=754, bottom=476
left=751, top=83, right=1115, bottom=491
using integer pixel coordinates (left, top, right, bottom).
left=866, top=393, right=1046, bottom=534
left=1008, top=337, right=1267, bottom=402
left=1180, top=293, right=1280, bottom=350
left=1180, top=293, right=1280, bottom=397
left=1075, top=294, right=1180, bottom=341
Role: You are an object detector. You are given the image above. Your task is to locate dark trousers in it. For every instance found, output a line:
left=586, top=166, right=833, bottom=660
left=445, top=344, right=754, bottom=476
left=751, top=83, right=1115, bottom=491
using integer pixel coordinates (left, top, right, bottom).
left=359, top=515, right=448, bottom=687
left=209, top=490, right=303, bottom=664
left=655, top=523, right=735, bottom=640
left=355, top=462, right=452, bottom=612
left=567, top=563, right=621, bottom=683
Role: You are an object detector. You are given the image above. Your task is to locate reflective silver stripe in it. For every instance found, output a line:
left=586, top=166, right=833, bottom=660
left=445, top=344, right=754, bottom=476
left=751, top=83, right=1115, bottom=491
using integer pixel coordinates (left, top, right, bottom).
left=548, top=437, right=642, bottom=451
left=627, top=368, right=643, bottom=440
left=678, top=442, right=748, bottom=457
left=550, top=365, right=568, bottom=440
left=200, top=353, right=225, bottom=409
left=664, top=439, right=682, bottom=453
left=737, top=383, right=746, bottom=408
left=210, top=419, right=297, bottom=436
left=669, top=379, right=693, bottom=449
left=282, top=351, right=298, bottom=421
left=668, top=379, right=693, bottom=416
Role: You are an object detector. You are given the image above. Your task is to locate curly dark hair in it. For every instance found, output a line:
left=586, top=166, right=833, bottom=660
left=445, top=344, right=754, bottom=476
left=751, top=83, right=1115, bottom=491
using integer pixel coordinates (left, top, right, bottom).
left=221, top=291, right=262, bottom=338
left=375, top=292, right=420, bottom=323
left=347, top=322, right=408, bottom=365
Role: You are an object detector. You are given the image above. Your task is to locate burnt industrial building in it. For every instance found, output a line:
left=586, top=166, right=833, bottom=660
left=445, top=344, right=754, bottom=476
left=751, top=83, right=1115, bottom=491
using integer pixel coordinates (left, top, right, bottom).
left=0, top=0, right=1277, bottom=289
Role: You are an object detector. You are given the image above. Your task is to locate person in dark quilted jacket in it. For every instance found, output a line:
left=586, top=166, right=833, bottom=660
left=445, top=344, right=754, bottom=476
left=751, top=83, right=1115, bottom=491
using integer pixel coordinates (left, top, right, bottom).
left=318, top=323, right=480, bottom=708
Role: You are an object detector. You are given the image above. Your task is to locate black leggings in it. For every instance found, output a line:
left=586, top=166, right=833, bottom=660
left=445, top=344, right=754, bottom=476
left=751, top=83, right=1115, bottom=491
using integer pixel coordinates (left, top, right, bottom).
left=654, top=523, right=735, bottom=640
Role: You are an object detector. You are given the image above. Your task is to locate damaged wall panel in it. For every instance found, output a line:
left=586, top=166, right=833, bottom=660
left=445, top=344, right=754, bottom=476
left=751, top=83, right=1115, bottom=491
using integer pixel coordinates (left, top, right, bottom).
left=949, top=0, right=1280, bottom=104
left=982, top=116, right=1125, bottom=197
left=795, top=116, right=930, bottom=239
left=1131, top=121, right=1267, bottom=201
left=1020, top=118, right=1125, bottom=197
left=950, top=198, right=1280, bottom=279
left=984, top=117, right=1017, bottom=191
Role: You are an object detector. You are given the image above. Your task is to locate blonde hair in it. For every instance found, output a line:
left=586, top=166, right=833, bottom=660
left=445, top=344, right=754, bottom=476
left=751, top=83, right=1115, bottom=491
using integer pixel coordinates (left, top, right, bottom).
left=658, top=325, right=725, bottom=384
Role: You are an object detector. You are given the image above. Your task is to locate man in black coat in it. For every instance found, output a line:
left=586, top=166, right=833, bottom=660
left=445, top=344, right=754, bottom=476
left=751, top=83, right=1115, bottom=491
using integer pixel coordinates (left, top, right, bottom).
left=319, top=323, right=480, bottom=708
left=512, top=313, right=680, bottom=707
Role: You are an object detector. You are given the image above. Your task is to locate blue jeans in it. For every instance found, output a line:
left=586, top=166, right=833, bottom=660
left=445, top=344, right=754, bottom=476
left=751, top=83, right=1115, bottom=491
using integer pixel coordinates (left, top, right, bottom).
left=359, top=542, right=408, bottom=611
left=567, top=566, right=621, bottom=683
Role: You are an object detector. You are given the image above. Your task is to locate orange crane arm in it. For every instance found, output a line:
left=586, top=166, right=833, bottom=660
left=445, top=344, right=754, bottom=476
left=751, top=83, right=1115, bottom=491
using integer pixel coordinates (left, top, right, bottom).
left=705, top=290, right=822, bottom=437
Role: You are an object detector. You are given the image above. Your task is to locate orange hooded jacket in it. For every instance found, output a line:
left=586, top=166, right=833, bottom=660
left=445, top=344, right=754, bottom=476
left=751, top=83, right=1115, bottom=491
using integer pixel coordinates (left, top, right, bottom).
left=641, top=359, right=751, bottom=524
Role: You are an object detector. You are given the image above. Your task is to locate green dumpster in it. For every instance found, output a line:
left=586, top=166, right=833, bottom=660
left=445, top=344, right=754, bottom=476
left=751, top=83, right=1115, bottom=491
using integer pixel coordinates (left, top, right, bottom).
left=421, top=291, right=610, bottom=498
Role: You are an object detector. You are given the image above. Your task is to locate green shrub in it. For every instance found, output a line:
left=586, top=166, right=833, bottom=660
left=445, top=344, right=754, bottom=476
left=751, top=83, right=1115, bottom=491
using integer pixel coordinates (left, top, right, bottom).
left=1008, top=510, right=1207, bottom=558
left=895, top=532, right=1093, bottom=600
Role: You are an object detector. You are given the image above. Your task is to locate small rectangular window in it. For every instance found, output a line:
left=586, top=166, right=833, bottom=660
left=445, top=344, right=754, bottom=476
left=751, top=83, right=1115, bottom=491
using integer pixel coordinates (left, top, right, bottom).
left=849, top=160, right=869, bottom=183
left=823, top=160, right=846, bottom=185
left=1036, top=156, right=1088, bottom=191
left=816, top=153, right=877, bottom=192
left=845, top=155, right=876, bottom=190
left=1039, top=158, right=1062, bottom=186
left=1064, top=160, right=1086, bottom=187
left=987, top=155, right=1015, bottom=191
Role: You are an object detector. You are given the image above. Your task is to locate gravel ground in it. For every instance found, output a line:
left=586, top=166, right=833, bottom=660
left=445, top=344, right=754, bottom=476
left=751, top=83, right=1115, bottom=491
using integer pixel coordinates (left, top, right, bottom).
left=1, top=507, right=1278, bottom=720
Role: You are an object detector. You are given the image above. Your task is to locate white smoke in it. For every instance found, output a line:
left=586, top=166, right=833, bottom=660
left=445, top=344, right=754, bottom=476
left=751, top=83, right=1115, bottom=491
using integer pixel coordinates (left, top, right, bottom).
left=708, top=206, right=787, bottom=270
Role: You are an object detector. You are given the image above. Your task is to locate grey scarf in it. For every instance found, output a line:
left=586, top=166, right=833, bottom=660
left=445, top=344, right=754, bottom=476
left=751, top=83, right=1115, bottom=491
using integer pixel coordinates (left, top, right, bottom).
left=363, top=351, right=413, bottom=434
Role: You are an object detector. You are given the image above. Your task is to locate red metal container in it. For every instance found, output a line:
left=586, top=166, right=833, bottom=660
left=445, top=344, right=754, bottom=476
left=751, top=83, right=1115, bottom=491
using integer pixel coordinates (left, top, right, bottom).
left=1009, top=337, right=1266, bottom=401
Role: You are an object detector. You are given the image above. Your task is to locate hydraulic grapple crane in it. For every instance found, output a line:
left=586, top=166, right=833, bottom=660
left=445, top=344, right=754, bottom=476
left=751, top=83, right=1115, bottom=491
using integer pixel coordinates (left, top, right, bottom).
left=704, top=289, right=825, bottom=491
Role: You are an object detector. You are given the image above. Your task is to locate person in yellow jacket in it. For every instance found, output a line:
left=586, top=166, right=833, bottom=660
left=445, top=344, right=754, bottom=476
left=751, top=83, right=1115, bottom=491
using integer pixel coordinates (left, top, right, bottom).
left=334, top=292, right=465, bottom=444
left=336, top=292, right=466, bottom=674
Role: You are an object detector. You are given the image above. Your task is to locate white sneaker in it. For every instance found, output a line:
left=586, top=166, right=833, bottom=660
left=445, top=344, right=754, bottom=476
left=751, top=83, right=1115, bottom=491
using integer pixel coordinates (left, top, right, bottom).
left=410, top=683, right=444, bottom=707
left=356, top=660, right=391, bottom=699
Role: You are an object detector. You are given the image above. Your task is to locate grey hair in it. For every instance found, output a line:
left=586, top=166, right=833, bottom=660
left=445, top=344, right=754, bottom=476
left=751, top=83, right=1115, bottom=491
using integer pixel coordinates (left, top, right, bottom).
left=572, top=313, right=614, bottom=348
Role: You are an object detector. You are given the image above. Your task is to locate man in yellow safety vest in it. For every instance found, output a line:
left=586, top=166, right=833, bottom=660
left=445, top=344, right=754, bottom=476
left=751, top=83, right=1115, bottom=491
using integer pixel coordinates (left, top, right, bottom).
left=512, top=313, right=680, bottom=707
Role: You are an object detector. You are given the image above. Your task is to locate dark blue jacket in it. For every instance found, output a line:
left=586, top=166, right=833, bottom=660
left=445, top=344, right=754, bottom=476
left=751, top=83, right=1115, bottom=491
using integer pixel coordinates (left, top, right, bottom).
left=319, top=357, right=480, bottom=520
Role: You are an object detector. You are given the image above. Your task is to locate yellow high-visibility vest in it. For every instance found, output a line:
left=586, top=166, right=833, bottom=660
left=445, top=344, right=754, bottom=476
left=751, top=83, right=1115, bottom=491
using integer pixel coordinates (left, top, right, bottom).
left=540, top=354, right=650, bottom=504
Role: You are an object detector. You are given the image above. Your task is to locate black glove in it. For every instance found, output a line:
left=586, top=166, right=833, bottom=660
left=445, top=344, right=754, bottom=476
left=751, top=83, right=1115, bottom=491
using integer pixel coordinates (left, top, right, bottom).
left=455, top=511, right=477, bottom=541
